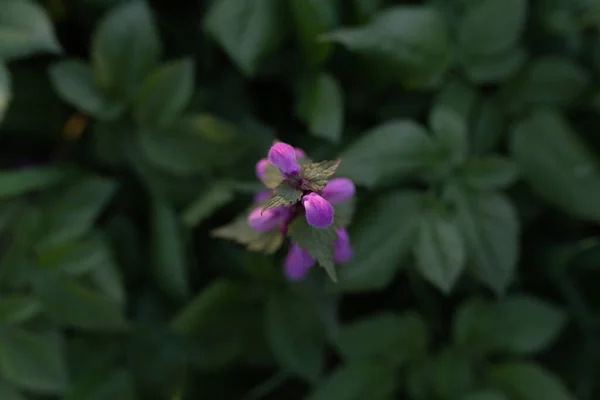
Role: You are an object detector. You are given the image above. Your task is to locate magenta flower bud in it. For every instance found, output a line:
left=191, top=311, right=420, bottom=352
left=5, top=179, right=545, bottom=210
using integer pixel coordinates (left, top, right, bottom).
left=254, top=190, right=272, bottom=204
left=268, top=142, right=300, bottom=175
left=248, top=206, right=283, bottom=233
left=302, top=193, right=334, bottom=229
left=321, top=178, right=356, bottom=204
left=255, top=158, right=270, bottom=182
left=284, top=243, right=315, bottom=281
left=295, top=147, right=306, bottom=159
left=334, top=228, right=353, bottom=263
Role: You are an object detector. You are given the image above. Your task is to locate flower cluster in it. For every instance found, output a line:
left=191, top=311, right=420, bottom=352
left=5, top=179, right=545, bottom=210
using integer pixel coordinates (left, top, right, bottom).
left=248, top=142, right=356, bottom=281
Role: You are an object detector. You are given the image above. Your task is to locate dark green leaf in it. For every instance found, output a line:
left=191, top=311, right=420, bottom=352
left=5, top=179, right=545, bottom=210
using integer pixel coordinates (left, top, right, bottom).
left=471, top=98, right=505, bottom=154
left=463, top=390, right=508, bottom=400
left=463, top=47, right=526, bottom=84
left=262, top=182, right=302, bottom=213
left=91, top=0, right=162, bottom=97
left=460, top=157, right=519, bottom=191
left=0, top=167, right=69, bottom=200
left=0, top=296, right=41, bottom=325
left=301, top=159, right=341, bottom=191
left=0, top=382, right=26, bottom=400
left=488, top=362, right=576, bottom=400
left=333, top=197, right=356, bottom=228
left=134, top=58, right=195, bottom=129
left=0, top=328, right=68, bottom=394
left=417, top=349, right=475, bottom=400
left=181, top=182, right=234, bottom=227
left=297, top=73, right=344, bottom=143
left=0, top=0, right=61, bottom=61
left=288, top=217, right=338, bottom=282
left=429, top=106, right=468, bottom=167
left=49, top=60, right=125, bottom=120
left=204, top=0, right=285, bottom=76
left=337, top=120, right=437, bottom=188
left=0, top=62, right=11, bottom=124
left=291, top=0, right=336, bottom=64
left=66, top=369, right=136, bottom=400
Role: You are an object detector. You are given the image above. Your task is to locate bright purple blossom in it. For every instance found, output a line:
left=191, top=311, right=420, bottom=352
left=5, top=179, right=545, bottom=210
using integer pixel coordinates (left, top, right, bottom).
left=255, top=158, right=270, bottom=182
left=284, top=244, right=315, bottom=280
left=321, top=178, right=355, bottom=204
left=302, top=193, right=334, bottom=229
left=334, top=228, right=353, bottom=263
left=248, top=206, right=285, bottom=233
left=269, top=142, right=300, bottom=175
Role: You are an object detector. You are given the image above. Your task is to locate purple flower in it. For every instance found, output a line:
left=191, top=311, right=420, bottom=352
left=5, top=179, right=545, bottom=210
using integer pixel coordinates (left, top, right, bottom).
left=284, top=243, right=315, bottom=281
left=268, top=142, right=300, bottom=175
left=321, top=178, right=355, bottom=204
left=255, top=158, right=270, bottom=182
left=302, top=193, right=334, bottom=229
left=248, top=206, right=284, bottom=233
left=295, top=147, right=306, bottom=159
left=254, top=190, right=272, bottom=204
left=334, top=228, right=353, bottom=263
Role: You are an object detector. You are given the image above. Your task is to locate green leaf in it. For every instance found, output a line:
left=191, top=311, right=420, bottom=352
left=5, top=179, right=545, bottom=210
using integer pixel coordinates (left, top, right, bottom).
left=429, top=106, right=468, bottom=167
left=134, top=58, right=195, bottom=129
left=49, top=60, right=125, bottom=120
left=204, top=0, right=285, bottom=76
left=463, top=47, right=526, bottom=84
left=459, top=157, right=519, bottom=191
left=291, top=0, right=336, bottom=64
left=471, top=98, right=505, bottom=154
left=297, top=73, right=344, bottom=143
left=181, top=182, right=234, bottom=227
left=458, top=0, right=526, bottom=57
left=339, top=191, right=423, bottom=292
left=0, top=382, right=26, bottom=400
left=265, top=291, right=326, bottom=381
left=324, top=6, right=452, bottom=88
left=448, top=187, right=519, bottom=294
left=414, top=205, right=465, bottom=294
left=335, top=312, right=428, bottom=366
left=463, top=390, right=508, bottom=400
left=488, top=362, right=576, bottom=400
left=0, top=296, right=41, bottom=325
left=288, top=217, right=338, bottom=282
left=301, top=159, right=341, bottom=191
left=454, top=296, right=567, bottom=355
left=262, top=163, right=285, bottom=189
left=66, top=369, right=136, bottom=400
left=511, top=109, right=600, bottom=222
left=337, top=120, right=438, bottom=188
left=0, top=62, right=11, bottom=125
left=151, top=196, right=190, bottom=300
left=91, top=0, right=162, bottom=97
left=262, top=182, right=303, bottom=213
left=333, top=197, right=356, bottom=229
left=33, top=275, right=128, bottom=332
left=0, top=167, right=69, bottom=200
left=0, top=0, right=61, bottom=61
left=0, top=328, right=68, bottom=394
left=306, top=362, right=397, bottom=400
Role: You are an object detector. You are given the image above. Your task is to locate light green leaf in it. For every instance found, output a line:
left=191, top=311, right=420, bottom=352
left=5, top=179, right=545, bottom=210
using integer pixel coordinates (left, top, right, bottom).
left=151, top=196, right=190, bottom=300
left=488, top=362, right=576, bottom=400
left=0, top=296, right=41, bottom=325
left=301, top=159, right=342, bottom=191
left=262, top=182, right=303, bottom=213
left=291, top=0, right=336, bottom=64
left=49, top=60, right=125, bottom=120
left=204, top=0, right=285, bottom=76
left=0, top=62, right=11, bottom=124
left=134, top=58, right=195, bottom=129
left=262, top=163, right=285, bottom=189
left=339, top=191, right=423, bottom=292
left=337, top=120, right=438, bottom=188
left=288, top=217, right=338, bottom=282
left=414, top=206, right=465, bottom=294
left=0, top=167, right=69, bottom=200
left=181, top=182, right=234, bottom=227
left=0, top=0, right=61, bottom=61
left=91, top=0, right=162, bottom=97
left=511, top=109, right=600, bottom=221
left=297, top=73, right=344, bottom=143
left=324, top=6, right=452, bottom=88
left=0, top=382, right=26, bottom=400
left=460, top=157, right=520, bottom=191
left=0, top=328, right=68, bottom=394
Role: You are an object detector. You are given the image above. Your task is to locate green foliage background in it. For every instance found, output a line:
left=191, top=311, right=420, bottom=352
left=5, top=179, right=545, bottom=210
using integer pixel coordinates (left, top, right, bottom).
left=1, top=0, right=599, bottom=399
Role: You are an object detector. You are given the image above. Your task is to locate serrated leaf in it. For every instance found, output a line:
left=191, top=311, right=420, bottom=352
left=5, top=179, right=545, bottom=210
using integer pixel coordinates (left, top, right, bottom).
left=262, top=182, right=303, bottom=213
left=288, top=217, right=338, bottom=282
left=301, top=159, right=341, bottom=191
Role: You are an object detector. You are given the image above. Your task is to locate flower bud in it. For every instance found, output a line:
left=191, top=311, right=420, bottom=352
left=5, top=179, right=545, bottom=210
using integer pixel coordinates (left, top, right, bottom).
left=321, top=178, right=356, bottom=204
left=284, top=243, right=315, bottom=280
left=302, top=193, right=334, bottom=229
left=268, top=142, right=300, bottom=175
left=334, top=228, right=353, bottom=263
left=248, top=206, right=283, bottom=233
left=255, top=158, right=270, bottom=182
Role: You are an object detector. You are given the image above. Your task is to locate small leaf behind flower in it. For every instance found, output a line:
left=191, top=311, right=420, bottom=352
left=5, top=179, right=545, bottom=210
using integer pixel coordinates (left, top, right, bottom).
left=262, top=181, right=303, bottom=213
left=288, top=217, right=338, bottom=281
left=301, top=159, right=341, bottom=191
left=263, top=164, right=284, bottom=189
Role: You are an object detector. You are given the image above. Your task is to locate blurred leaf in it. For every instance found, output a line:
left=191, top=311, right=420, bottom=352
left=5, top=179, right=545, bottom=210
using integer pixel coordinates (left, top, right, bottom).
left=339, top=191, right=422, bottom=291
left=414, top=204, right=465, bottom=294
left=204, top=0, right=285, bottom=76
left=0, top=382, right=26, bottom=400
left=297, top=73, right=344, bottom=143
left=49, top=60, right=125, bottom=120
left=471, top=98, right=505, bottom=154
left=324, top=6, right=452, bottom=87
left=0, top=328, right=68, bottom=394
left=335, top=312, right=428, bottom=366
left=288, top=217, right=338, bottom=282
left=0, top=167, right=69, bottom=200
left=0, top=0, right=61, bottom=61
left=262, top=182, right=303, bottom=212
left=463, top=47, right=526, bottom=84
left=263, top=163, right=284, bottom=189
left=353, top=0, right=386, bottom=22
left=291, top=0, right=337, bottom=64
left=447, top=187, right=519, bottom=294
left=181, top=182, right=234, bottom=227
left=337, top=120, right=437, bottom=188
left=427, top=349, right=475, bottom=400
left=65, top=369, right=136, bottom=400
left=265, top=291, right=326, bottom=381
left=33, top=274, right=128, bottom=332
left=151, top=196, right=189, bottom=300
left=429, top=106, right=468, bottom=167
left=333, top=197, right=356, bottom=229
left=459, top=157, right=520, bottom=191
left=0, top=296, right=41, bottom=325
left=488, top=362, right=576, bottom=400
left=0, top=62, right=11, bottom=124
left=134, top=58, right=195, bottom=129
left=91, top=0, right=161, bottom=97
left=301, top=159, right=341, bottom=191
left=511, top=109, right=600, bottom=222
left=463, top=390, right=508, bottom=400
